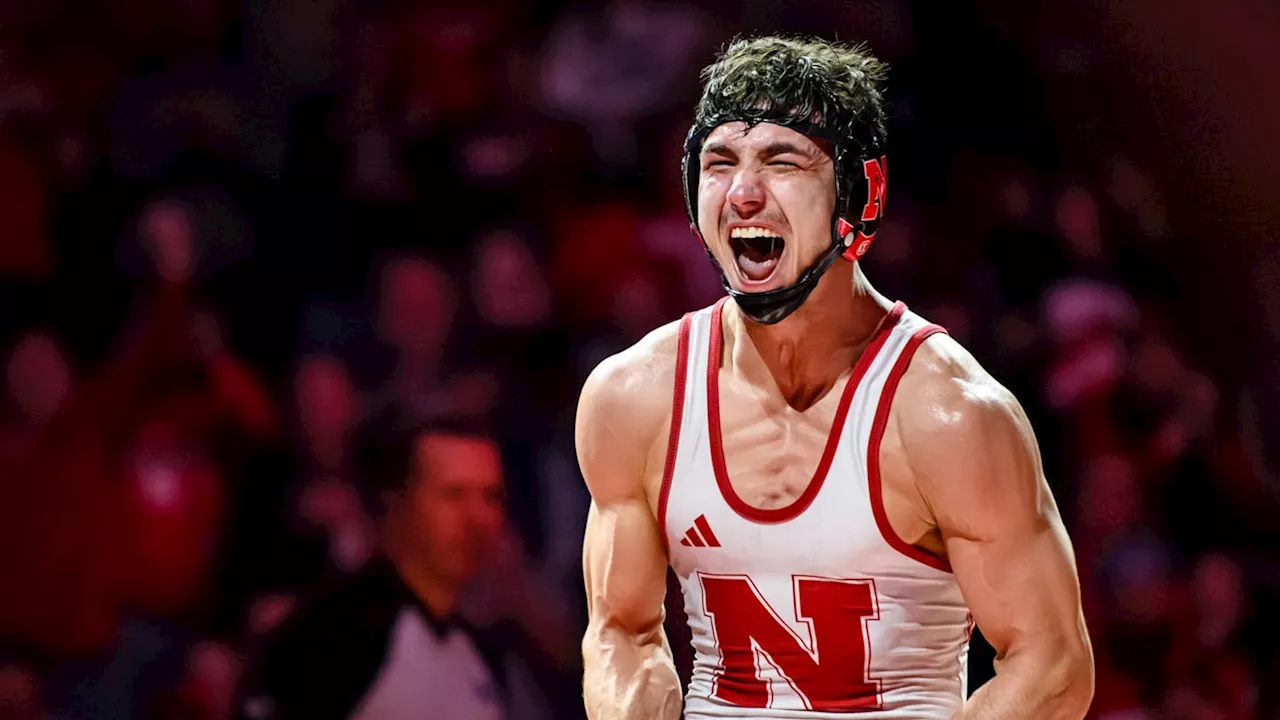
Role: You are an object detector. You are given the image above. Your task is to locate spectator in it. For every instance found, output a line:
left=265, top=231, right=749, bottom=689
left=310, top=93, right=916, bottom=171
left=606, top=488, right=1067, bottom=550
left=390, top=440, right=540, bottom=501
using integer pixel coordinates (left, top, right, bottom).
left=368, top=252, right=460, bottom=420
left=1162, top=554, right=1259, bottom=720
left=220, top=352, right=370, bottom=626
left=288, top=353, right=375, bottom=576
left=0, top=229, right=195, bottom=658
left=537, top=0, right=711, bottom=172
left=235, top=418, right=555, bottom=720
left=115, top=207, right=275, bottom=625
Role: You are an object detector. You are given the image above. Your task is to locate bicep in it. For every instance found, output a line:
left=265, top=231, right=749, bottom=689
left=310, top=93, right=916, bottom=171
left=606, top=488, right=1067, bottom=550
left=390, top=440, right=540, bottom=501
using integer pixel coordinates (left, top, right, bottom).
left=922, top=392, right=1086, bottom=658
left=576, top=356, right=670, bottom=636
left=945, top=496, right=1084, bottom=658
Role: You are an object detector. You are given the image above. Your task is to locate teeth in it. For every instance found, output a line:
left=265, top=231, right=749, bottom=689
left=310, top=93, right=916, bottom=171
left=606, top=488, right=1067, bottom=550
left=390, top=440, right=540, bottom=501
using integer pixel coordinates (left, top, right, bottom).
left=730, top=226, right=781, bottom=239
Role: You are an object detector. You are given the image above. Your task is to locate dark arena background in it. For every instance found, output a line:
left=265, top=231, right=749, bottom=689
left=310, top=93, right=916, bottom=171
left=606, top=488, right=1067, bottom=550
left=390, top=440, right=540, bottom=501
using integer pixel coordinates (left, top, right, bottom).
left=1, top=0, right=1279, bottom=718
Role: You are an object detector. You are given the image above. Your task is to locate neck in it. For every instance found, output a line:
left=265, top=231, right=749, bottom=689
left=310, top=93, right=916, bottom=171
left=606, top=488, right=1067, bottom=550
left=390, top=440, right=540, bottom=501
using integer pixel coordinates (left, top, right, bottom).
left=727, top=262, right=891, bottom=410
left=383, top=533, right=459, bottom=618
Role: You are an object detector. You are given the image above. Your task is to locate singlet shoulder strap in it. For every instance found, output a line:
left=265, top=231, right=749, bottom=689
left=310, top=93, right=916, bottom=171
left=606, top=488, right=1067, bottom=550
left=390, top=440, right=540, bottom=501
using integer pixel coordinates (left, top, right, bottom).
left=656, top=311, right=694, bottom=550
left=866, top=311, right=953, bottom=573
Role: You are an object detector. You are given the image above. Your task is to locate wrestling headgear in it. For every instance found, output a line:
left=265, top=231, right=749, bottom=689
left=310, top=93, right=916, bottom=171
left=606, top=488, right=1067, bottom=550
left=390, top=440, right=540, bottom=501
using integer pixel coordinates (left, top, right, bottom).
left=681, top=38, right=889, bottom=325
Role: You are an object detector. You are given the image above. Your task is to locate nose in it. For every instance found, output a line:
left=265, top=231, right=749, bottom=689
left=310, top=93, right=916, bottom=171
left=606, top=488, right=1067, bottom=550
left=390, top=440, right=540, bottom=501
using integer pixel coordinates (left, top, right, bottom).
left=727, top=167, right=765, bottom=218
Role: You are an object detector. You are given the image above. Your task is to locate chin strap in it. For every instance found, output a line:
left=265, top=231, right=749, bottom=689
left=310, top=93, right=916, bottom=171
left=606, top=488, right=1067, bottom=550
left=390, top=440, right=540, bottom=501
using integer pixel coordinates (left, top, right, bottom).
left=710, top=231, right=848, bottom=326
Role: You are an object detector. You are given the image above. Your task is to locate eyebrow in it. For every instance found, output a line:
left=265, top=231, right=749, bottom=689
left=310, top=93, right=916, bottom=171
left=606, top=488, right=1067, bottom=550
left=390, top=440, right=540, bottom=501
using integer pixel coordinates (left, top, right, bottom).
left=702, top=142, right=735, bottom=158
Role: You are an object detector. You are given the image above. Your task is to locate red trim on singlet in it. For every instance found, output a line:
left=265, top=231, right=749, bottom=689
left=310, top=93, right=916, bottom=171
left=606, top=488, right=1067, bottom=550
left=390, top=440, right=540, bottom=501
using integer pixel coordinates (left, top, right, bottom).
left=867, top=323, right=953, bottom=573
left=657, top=313, right=693, bottom=554
left=708, top=299, right=907, bottom=524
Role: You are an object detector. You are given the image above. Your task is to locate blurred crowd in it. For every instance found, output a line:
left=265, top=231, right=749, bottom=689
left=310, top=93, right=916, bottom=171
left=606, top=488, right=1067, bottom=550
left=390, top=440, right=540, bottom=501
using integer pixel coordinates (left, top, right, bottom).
left=0, top=0, right=1277, bottom=719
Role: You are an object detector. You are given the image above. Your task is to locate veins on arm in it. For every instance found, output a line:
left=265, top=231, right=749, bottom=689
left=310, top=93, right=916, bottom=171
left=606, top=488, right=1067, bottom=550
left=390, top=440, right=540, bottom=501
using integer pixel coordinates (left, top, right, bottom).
left=896, top=337, right=1094, bottom=718
left=577, top=323, right=684, bottom=720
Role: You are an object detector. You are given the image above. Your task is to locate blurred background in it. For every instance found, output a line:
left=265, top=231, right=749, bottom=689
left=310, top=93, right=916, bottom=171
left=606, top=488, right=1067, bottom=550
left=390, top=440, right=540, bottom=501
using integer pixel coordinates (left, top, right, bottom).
left=1, top=0, right=1279, bottom=718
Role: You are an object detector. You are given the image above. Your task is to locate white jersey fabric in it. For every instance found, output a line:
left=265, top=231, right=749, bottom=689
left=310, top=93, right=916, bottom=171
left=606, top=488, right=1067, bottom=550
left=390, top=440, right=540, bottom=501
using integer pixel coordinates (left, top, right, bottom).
left=660, top=299, right=973, bottom=719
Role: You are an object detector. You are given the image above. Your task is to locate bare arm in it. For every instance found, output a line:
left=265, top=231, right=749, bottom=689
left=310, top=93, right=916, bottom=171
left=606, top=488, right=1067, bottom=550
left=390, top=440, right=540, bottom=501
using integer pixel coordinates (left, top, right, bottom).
left=901, top=339, right=1094, bottom=720
left=577, top=339, right=682, bottom=720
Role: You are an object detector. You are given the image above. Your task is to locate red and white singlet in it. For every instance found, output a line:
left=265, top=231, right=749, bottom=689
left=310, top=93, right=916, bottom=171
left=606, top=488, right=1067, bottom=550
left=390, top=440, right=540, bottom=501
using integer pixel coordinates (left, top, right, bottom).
left=660, top=299, right=973, bottom=719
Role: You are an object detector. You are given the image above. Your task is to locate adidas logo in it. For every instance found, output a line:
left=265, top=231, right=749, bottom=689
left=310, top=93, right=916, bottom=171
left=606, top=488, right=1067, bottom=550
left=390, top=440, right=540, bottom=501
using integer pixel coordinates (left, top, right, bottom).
left=679, top=514, right=721, bottom=548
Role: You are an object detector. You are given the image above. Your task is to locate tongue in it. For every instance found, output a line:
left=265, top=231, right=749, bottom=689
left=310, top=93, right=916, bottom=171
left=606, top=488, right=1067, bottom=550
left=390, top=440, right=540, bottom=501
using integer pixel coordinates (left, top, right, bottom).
left=737, top=252, right=778, bottom=281
left=736, top=235, right=782, bottom=281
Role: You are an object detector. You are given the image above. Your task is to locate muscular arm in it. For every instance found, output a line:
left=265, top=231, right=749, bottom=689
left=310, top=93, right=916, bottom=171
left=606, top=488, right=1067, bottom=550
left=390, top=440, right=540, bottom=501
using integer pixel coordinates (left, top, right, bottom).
left=577, top=340, right=682, bottom=720
left=900, top=339, right=1094, bottom=720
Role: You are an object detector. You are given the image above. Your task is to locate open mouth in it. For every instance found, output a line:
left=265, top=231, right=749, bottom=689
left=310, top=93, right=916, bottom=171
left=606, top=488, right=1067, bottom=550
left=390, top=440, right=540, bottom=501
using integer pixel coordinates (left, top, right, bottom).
left=730, top=229, right=785, bottom=283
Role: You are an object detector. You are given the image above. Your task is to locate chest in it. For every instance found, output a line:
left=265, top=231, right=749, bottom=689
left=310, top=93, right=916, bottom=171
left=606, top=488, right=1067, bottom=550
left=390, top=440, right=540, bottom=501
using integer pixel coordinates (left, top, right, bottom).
left=712, top=371, right=845, bottom=510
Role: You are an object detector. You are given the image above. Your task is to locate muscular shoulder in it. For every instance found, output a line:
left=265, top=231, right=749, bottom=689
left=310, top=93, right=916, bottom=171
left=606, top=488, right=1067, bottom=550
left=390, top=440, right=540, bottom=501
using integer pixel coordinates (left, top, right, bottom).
left=894, top=334, right=1024, bottom=443
left=575, top=317, right=686, bottom=501
left=893, top=334, right=1046, bottom=530
left=579, top=318, right=685, bottom=424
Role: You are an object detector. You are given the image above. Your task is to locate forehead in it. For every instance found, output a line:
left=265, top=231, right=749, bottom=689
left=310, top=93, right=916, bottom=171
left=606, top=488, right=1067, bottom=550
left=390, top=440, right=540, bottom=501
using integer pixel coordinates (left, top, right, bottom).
left=701, top=121, right=826, bottom=156
left=413, top=433, right=503, bottom=488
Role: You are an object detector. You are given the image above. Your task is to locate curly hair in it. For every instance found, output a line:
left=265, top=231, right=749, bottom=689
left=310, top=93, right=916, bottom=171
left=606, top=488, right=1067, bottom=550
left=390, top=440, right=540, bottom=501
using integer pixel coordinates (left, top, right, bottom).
left=693, top=35, right=888, bottom=153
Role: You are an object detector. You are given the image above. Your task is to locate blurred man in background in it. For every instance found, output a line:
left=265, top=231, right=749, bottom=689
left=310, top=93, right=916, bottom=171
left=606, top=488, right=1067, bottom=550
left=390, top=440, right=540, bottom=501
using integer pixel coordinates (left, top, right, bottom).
left=234, top=418, right=555, bottom=720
